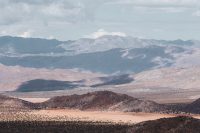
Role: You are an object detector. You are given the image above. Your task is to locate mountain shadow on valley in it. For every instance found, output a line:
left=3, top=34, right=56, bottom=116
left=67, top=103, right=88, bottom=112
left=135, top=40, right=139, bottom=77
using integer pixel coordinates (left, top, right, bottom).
left=16, top=79, right=82, bottom=92
left=91, top=74, right=134, bottom=87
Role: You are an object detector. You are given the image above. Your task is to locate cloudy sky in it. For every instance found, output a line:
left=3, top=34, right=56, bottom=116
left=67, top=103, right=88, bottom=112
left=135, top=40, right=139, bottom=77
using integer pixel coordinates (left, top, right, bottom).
left=0, top=0, right=200, bottom=40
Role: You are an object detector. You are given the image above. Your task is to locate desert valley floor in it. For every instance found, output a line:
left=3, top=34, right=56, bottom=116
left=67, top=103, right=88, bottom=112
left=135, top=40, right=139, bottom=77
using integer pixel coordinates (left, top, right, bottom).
left=14, top=109, right=200, bottom=124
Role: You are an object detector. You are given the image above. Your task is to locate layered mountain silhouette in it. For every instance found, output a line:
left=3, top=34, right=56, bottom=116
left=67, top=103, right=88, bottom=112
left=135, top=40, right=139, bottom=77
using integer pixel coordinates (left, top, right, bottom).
left=1, top=91, right=200, bottom=114
left=0, top=36, right=198, bottom=74
left=40, top=91, right=167, bottom=112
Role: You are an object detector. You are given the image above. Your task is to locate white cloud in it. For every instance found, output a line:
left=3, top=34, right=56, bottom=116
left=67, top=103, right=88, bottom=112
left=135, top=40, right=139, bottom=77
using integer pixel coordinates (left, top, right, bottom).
left=0, top=0, right=89, bottom=25
left=19, top=31, right=32, bottom=38
left=109, top=0, right=200, bottom=8
left=106, top=0, right=200, bottom=14
left=48, top=35, right=56, bottom=39
left=85, top=29, right=127, bottom=39
left=0, top=29, right=33, bottom=38
left=192, top=10, right=200, bottom=16
left=159, top=7, right=186, bottom=13
left=0, top=0, right=199, bottom=40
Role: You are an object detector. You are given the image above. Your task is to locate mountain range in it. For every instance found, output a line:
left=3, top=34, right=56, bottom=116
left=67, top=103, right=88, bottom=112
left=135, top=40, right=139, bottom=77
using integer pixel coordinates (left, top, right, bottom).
left=0, top=91, right=165, bottom=113
left=38, top=91, right=200, bottom=114
left=40, top=91, right=166, bottom=112
left=1, top=35, right=200, bottom=105
left=0, top=35, right=199, bottom=74
left=2, top=90, right=200, bottom=114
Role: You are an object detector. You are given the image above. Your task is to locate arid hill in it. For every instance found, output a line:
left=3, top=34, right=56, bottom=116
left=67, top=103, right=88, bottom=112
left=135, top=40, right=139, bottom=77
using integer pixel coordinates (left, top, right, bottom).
left=40, top=91, right=167, bottom=113
left=165, top=98, right=200, bottom=114
left=128, top=116, right=200, bottom=133
left=2, top=90, right=200, bottom=114
left=181, top=98, right=200, bottom=114
left=0, top=94, right=37, bottom=111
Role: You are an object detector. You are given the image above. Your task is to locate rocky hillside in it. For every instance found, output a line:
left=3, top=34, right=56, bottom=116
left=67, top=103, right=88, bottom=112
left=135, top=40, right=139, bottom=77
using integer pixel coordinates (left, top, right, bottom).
left=0, top=94, right=37, bottom=111
left=40, top=91, right=167, bottom=113
left=180, top=98, right=200, bottom=114
left=0, top=116, right=200, bottom=133
left=2, top=90, right=200, bottom=114
left=128, top=116, right=200, bottom=133
left=166, top=98, right=200, bottom=114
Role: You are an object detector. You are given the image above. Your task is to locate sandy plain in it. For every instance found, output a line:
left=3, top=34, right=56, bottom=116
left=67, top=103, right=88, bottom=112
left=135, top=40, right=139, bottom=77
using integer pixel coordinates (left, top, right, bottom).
left=29, top=109, right=191, bottom=124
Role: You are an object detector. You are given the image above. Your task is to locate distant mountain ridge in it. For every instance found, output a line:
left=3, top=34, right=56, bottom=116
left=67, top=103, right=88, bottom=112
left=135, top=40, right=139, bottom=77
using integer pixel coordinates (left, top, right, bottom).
left=0, top=35, right=199, bottom=74
left=36, top=92, right=200, bottom=114
left=0, top=91, right=167, bottom=113
left=1, top=91, right=200, bottom=114
left=40, top=91, right=167, bottom=113
left=34, top=91, right=200, bottom=114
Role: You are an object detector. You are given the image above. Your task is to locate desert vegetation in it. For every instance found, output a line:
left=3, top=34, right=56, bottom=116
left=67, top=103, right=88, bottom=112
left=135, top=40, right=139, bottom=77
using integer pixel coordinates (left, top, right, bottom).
left=0, top=121, right=132, bottom=133
left=0, top=112, right=199, bottom=133
left=0, top=112, right=132, bottom=133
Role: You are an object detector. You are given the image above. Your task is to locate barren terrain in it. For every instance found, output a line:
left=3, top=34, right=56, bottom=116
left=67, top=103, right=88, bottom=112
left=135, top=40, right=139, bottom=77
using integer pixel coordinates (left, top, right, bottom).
left=2, top=64, right=200, bottom=104
left=0, top=64, right=104, bottom=91
left=30, top=109, right=177, bottom=123
left=1, top=109, right=200, bottom=124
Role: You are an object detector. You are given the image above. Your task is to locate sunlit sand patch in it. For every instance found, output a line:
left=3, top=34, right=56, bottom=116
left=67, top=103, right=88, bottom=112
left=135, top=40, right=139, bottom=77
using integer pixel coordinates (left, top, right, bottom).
left=19, top=98, right=49, bottom=103
left=30, top=109, right=177, bottom=124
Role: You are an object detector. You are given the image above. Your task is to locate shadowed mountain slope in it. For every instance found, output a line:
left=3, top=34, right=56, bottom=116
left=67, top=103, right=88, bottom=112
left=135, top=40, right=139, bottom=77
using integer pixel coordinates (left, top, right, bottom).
left=181, top=98, right=200, bottom=114
left=0, top=36, right=197, bottom=74
left=128, top=116, right=200, bottom=133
